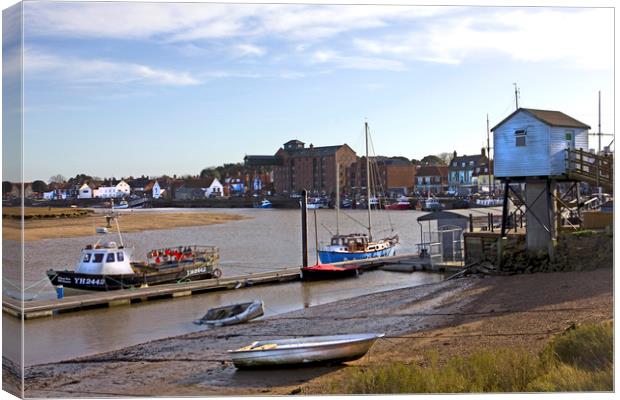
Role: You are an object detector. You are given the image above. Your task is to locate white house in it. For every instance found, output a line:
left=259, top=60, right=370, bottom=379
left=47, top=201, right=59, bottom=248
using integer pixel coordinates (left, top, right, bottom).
left=205, top=178, right=224, bottom=198
left=77, top=183, right=93, bottom=199
left=144, top=180, right=162, bottom=199
left=94, top=186, right=117, bottom=198
left=116, top=180, right=131, bottom=197
left=492, top=108, right=590, bottom=178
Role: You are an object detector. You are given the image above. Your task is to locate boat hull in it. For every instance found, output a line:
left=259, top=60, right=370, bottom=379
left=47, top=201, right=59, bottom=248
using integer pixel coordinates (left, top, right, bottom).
left=300, top=265, right=360, bottom=280
left=318, top=245, right=396, bottom=264
left=47, top=264, right=220, bottom=292
left=229, top=333, right=383, bottom=368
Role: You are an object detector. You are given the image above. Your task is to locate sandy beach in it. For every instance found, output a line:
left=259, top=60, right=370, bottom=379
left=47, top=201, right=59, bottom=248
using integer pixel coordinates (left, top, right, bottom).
left=2, top=210, right=249, bottom=241
left=10, top=266, right=611, bottom=398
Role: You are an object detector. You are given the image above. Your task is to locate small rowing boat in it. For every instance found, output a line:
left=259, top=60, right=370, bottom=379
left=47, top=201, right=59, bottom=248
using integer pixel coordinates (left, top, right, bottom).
left=228, top=333, right=384, bottom=368
left=193, top=300, right=264, bottom=326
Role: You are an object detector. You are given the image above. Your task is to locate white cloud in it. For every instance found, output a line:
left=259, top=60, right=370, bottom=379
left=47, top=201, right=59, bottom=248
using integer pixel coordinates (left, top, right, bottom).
left=25, top=49, right=201, bottom=86
left=24, top=2, right=450, bottom=42
left=353, top=8, right=613, bottom=70
left=311, top=50, right=405, bottom=71
left=234, top=44, right=266, bottom=57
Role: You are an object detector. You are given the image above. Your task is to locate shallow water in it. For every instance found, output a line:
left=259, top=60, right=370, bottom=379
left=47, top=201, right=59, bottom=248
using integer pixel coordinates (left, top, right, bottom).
left=5, top=208, right=462, bottom=366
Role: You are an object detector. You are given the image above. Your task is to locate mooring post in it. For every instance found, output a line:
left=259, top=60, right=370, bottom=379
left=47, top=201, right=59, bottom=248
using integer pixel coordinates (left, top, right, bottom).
left=301, top=189, right=308, bottom=267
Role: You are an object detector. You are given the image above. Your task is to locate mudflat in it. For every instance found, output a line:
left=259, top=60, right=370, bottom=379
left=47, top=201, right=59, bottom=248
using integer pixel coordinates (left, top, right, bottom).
left=14, top=267, right=612, bottom=397
left=2, top=210, right=249, bottom=241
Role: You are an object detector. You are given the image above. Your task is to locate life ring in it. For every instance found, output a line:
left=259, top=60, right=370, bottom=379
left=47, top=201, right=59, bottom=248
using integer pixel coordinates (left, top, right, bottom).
left=151, top=250, right=158, bottom=258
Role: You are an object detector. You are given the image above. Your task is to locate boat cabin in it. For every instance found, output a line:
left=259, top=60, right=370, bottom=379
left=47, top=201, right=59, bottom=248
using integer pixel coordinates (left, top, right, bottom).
left=75, top=241, right=134, bottom=275
left=330, top=233, right=369, bottom=251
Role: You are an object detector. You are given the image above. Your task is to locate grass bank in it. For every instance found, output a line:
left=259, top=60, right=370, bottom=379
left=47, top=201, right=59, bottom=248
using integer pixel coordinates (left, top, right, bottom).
left=2, top=209, right=249, bottom=241
left=311, top=321, right=613, bottom=394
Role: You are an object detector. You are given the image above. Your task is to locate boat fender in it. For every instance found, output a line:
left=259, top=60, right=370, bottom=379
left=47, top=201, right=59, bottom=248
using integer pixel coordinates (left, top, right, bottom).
left=212, top=268, right=222, bottom=278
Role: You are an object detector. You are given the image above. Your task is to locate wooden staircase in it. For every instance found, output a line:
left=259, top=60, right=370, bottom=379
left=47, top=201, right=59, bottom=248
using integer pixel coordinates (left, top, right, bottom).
left=566, top=148, right=613, bottom=192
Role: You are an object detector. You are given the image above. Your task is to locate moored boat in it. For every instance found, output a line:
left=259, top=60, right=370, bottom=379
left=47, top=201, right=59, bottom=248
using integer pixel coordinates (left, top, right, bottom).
left=194, top=300, right=264, bottom=326
left=318, top=233, right=398, bottom=263
left=46, top=214, right=221, bottom=294
left=254, top=199, right=272, bottom=208
left=386, top=196, right=411, bottom=210
left=228, top=333, right=384, bottom=368
left=318, top=122, right=399, bottom=263
left=300, top=262, right=361, bottom=280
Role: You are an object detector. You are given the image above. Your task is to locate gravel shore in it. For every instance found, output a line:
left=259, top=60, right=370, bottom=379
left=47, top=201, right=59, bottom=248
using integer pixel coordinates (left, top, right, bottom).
left=9, top=267, right=613, bottom=397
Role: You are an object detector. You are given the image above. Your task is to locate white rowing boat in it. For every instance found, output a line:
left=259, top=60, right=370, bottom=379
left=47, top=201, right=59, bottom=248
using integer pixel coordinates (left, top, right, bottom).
left=228, top=333, right=384, bottom=368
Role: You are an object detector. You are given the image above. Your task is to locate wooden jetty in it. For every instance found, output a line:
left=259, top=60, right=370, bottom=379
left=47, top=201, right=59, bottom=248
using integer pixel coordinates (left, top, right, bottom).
left=2, top=253, right=461, bottom=320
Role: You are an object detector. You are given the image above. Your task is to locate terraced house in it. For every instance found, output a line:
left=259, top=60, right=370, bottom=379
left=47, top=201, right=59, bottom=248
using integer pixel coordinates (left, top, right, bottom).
left=448, top=149, right=490, bottom=195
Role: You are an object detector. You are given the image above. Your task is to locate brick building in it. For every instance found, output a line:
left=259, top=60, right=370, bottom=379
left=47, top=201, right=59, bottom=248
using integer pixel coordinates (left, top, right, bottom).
left=245, top=139, right=357, bottom=195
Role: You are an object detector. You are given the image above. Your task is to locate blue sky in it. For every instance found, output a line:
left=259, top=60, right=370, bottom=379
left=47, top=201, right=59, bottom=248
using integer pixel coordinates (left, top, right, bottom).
left=3, top=1, right=615, bottom=181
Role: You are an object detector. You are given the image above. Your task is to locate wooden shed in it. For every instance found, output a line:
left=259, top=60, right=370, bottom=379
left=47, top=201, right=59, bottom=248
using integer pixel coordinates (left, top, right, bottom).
left=492, top=108, right=590, bottom=178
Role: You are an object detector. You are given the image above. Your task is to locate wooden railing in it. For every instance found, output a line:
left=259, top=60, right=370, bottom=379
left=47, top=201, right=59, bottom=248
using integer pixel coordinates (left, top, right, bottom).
left=566, top=148, right=613, bottom=191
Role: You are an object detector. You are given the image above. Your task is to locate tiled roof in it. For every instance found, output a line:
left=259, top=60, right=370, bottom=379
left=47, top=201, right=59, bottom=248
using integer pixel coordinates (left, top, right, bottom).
left=416, top=165, right=448, bottom=176
left=492, top=108, right=591, bottom=131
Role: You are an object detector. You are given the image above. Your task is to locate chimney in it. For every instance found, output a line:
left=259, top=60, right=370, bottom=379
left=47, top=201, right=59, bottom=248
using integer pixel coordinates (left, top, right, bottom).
left=453, top=150, right=457, bottom=159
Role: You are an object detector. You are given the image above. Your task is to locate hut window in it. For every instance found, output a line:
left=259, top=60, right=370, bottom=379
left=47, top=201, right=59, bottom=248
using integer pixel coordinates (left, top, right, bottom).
left=515, top=129, right=527, bottom=147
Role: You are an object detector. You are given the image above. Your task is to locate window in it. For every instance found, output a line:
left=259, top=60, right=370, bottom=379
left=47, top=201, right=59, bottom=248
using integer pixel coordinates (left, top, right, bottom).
left=82, top=253, right=91, bottom=262
left=106, top=253, right=115, bottom=262
left=93, top=253, right=104, bottom=263
left=117, top=252, right=124, bottom=262
left=565, top=130, right=574, bottom=140
left=515, top=129, right=527, bottom=147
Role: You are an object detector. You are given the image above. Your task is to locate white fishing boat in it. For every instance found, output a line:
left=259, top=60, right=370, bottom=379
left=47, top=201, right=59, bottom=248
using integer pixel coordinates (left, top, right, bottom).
left=318, top=122, right=399, bottom=263
left=228, top=333, right=384, bottom=368
left=193, top=300, right=264, bottom=326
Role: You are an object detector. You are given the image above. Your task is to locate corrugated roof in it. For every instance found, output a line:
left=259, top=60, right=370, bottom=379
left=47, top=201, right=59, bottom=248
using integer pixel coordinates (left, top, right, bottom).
left=492, top=108, right=591, bottom=131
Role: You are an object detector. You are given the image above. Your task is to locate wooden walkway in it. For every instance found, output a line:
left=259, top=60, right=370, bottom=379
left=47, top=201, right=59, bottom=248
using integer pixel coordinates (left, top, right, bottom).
left=566, top=148, right=613, bottom=191
left=2, top=253, right=459, bottom=320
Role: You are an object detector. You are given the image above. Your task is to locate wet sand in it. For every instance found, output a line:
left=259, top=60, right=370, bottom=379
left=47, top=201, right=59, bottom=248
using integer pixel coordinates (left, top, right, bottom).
left=2, top=211, right=249, bottom=241
left=14, top=267, right=612, bottom=397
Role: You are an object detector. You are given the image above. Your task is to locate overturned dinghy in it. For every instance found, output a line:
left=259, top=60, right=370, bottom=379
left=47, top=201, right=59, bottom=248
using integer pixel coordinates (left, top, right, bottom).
left=194, top=300, right=264, bottom=326
left=228, top=333, right=384, bottom=369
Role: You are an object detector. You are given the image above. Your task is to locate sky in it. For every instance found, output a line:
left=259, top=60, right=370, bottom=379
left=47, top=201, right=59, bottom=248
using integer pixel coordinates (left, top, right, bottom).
left=1, top=0, right=615, bottom=182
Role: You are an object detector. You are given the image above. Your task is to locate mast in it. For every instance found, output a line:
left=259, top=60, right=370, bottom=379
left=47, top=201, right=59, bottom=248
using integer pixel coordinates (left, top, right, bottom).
left=513, top=83, right=519, bottom=109
left=598, top=90, right=602, bottom=154
left=487, top=114, right=492, bottom=194
left=335, top=162, right=340, bottom=235
left=365, top=121, right=372, bottom=241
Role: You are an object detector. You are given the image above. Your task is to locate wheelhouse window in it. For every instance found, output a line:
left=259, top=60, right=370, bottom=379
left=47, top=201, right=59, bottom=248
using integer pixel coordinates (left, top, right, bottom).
left=106, top=253, right=115, bottom=262
left=93, top=253, right=104, bottom=263
left=515, top=129, right=527, bottom=147
left=117, top=252, right=124, bottom=262
left=82, top=253, right=91, bottom=262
